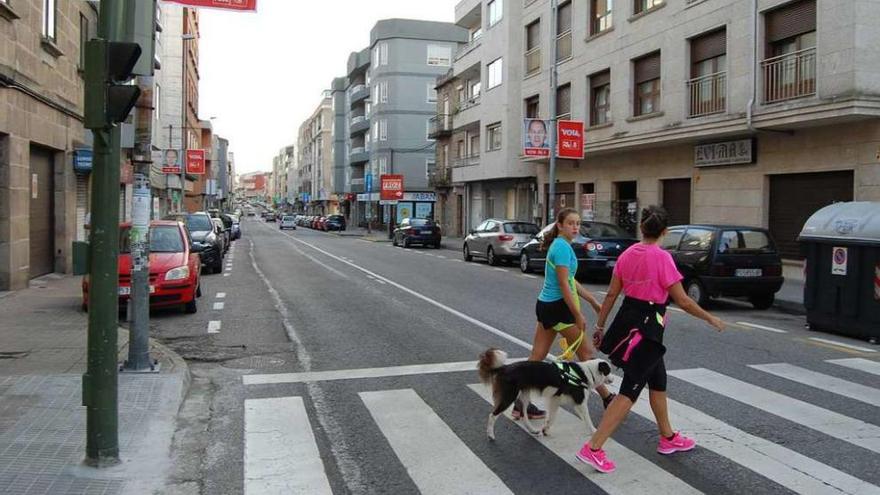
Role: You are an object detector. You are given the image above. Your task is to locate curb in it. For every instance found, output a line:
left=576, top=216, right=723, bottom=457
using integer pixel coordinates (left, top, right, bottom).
left=773, top=298, right=806, bottom=316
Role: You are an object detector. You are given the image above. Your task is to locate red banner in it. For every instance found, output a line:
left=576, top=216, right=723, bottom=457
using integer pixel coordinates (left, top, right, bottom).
left=186, top=149, right=206, bottom=175
left=557, top=120, right=584, bottom=159
left=162, top=0, right=257, bottom=12
left=380, top=174, right=404, bottom=201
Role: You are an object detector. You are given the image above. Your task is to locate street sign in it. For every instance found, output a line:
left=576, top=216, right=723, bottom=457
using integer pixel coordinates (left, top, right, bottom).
left=186, top=149, right=205, bottom=174
left=161, top=0, right=258, bottom=12
left=365, top=173, right=373, bottom=193
left=832, top=247, right=847, bottom=275
left=380, top=174, right=404, bottom=200
left=557, top=120, right=584, bottom=159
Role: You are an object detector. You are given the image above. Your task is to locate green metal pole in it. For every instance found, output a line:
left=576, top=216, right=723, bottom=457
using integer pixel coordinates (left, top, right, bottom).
left=83, top=0, right=130, bottom=467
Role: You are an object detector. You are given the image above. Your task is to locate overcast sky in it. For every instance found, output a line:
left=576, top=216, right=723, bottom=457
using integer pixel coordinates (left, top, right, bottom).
left=198, top=0, right=458, bottom=175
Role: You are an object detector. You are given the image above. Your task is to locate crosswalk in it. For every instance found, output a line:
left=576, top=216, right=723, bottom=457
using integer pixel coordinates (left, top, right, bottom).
left=242, top=358, right=880, bottom=494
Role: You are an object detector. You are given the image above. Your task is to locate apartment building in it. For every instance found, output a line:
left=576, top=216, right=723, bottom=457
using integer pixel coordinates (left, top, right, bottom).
left=297, top=94, right=334, bottom=214
left=330, top=77, right=349, bottom=216
left=272, top=144, right=294, bottom=208
left=0, top=0, right=99, bottom=290
left=344, top=19, right=468, bottom=228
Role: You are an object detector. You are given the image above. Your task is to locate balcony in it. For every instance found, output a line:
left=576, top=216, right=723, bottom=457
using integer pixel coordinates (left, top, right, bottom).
left=524, top=47, right=541, bottom=77
left=687, top=71, right=727, bottom=118
left=349, top=84, right=369, bottom=105
left=428, top=166, right=452, bottom=189
left=454, top=35, right=482, bottom=62
left=455, top=94, right=481, bottom=114
left=349, top=147, right=369, bottom=165
left=453, top=154, right=480, bottom=168
left=428, top=115, right=453, bottom=139
left=350, top=115, right=370, bottom=136
left=762, top=47, right=816, bottom=104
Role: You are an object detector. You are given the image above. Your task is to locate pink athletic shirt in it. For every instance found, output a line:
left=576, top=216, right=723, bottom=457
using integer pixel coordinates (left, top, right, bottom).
left=613, top=242, right=683, bottom=303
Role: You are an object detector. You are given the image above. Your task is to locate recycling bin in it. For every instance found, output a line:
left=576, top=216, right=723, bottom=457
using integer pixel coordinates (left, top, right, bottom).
left=798, top=201, right=880, bottom=341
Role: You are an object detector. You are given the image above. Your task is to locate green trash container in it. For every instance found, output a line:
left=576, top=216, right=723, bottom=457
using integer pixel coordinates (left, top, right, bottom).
left=72, top=240, right=89, bottom=275
left=798, top=201, right=880, bottom=342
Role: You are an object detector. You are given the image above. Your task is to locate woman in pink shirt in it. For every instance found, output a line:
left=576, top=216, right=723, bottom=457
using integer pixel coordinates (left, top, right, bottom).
left=576, top=205, right=725, bottom=474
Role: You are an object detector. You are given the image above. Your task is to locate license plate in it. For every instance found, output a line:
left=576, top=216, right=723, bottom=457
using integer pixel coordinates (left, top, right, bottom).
left=421, top=230, right=432, bottom=235
left=119, top=286, right=155, bottom=295
left=735, top=268, right=762, bottom=277
left=606, top=260, right=616, bottom=268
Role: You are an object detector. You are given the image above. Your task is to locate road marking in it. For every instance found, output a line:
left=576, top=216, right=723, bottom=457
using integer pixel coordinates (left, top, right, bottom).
left=521, top=274, right=537, bottom=279
left=216, top=292, right=226, bottom=299
left=611, top=380, right=880, bottom=495
left=469, top=385, right=702, bottom=495
left=244, top=359, right=524, bottom=385
left=750, top=363, right=880, bottom=408
left=207, top=321, right=221, bottom=334
left=222, top=273, right=230, bottom=277
left=828, top=358, right=880, bottom=376
left=213, top=302, right=224, bottom=310
left=453, top=259, right=463, bottom=263
left=670, top=368, right=880, bottom=454
left=244, top=397, right=332, bottom=495
left=808, top=337, right=877, bottom=353
left=436, top=255, right=446, bottom=259
left=361, top=389, right=513, bottom=495
left=493, top=268, right=506, bottom=272
left=736, top=322, right=788, bottom=334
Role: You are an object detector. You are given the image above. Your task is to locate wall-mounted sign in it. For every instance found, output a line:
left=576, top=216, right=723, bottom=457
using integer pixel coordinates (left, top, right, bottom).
left=161, top=0, right=257, bottom=12
left=73, top=148, right=93, bottom=173
left=557, top=120, right=584, bottom=159
left=186, top=149, right=206, bottom=175
left=694, top=139, right=754, bottom=167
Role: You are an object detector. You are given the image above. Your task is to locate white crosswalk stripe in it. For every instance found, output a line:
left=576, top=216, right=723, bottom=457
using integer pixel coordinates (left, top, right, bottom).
left=750, top=362, right=880, bottom=407
left=828, top=358, right=880, bottom=376
left=361, top=389, right=513, bottom=495
left=670, top=368, right=880, bottom=454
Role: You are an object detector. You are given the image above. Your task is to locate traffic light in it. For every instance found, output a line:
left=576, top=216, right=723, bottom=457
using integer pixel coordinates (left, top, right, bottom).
left=84, top=39, right=142, bottom=129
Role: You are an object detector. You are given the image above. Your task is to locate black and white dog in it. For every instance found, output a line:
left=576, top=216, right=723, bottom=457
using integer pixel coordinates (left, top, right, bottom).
left=478, top=348, right=613, bottom=440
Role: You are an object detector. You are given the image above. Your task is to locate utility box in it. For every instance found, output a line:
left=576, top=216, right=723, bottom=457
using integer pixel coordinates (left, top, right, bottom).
left=72, top=241, right=89, bottom=275
left=798, top=201, right=880, bottom=341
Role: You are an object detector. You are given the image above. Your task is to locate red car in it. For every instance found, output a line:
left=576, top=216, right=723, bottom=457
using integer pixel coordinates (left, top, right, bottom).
left=82, top=220, right=202, bottom=313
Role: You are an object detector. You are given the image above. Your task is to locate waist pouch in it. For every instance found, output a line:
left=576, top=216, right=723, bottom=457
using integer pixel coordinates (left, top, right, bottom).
left=600, top=297, right=668, bottom=380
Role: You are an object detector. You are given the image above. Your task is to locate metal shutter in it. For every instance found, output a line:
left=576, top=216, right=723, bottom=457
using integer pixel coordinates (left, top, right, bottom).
left=691, top=28, right=727, bottom=63
left=634, top=52, right=661, bottom=84
left=766, top=0, right=816, bottom=43
left=76, top=174, right=89, bottom=242
left=28, top=147, right=55, bottom=278
left=661, top=178, right=691, bottom=227
left=590, top=70, right=610, bottom=88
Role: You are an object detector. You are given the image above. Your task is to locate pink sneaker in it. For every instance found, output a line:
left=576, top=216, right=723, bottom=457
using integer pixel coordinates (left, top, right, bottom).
left=576, top=443, right=616, bottom=473
left=657, top=432, right=696, bottom=455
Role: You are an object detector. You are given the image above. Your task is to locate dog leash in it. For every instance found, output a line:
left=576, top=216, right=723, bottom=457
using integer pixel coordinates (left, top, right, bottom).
left=557, top=331, right=584, bottom=361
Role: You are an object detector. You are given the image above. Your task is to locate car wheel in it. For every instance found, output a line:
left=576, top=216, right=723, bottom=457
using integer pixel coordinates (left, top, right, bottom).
left=749, top=293, right=775, bottom=310
left=392, top=235, right=398, bottom=247
left=487, top=246, right=498, bottom=266
left=463, top=243, right=473, bottom=262
left=212, top=259, right=223, bottom=274
left=434, top=242, right=441, bottom=249
left=403, top=237, right=411, bottom=248
left=685, top=279, right=708, bottom=306
left=520, top=252, right=532, bottom=273
left=184, top=296, right=198, bottom=314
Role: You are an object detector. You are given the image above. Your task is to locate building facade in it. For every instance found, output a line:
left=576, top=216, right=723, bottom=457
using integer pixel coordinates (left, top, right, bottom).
left=272, top=144, right=294, bottom=209
left=297, top=93, right=334, bottom=214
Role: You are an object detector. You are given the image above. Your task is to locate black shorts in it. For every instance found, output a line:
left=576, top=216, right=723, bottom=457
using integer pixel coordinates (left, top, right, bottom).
left=535, top=299, right=575, bottom=330
left=619, top=358, right=667, bottom=402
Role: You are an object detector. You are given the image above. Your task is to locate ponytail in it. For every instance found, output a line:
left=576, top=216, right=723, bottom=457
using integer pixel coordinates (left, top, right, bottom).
left=541, top=207, right=578, bottom=251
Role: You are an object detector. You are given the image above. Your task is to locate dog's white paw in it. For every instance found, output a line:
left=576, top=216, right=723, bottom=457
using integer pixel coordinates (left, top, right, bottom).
left=541, top=426, right=551, bottom=437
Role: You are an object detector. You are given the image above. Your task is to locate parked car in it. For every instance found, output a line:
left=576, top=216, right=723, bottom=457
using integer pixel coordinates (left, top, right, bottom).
left=212, top=218, right=230, bottom=253
left=463, top=219, right=539, bottom=266
left=393, top=218, right=441, bottom=248
left=82, top=221, right=202, bottom=313
left=213, top=212, right=235, bottom=245
left=264, top=212, right=276, bottom=222
left=280, top=215, right=297, bottom=230
left=227, top=214, right=242, bottom=240
left=164, top=212, right=224, bottom=273
left=661, top=224, right=784, bottom=309
left=324, top=214, right=346, bottom=231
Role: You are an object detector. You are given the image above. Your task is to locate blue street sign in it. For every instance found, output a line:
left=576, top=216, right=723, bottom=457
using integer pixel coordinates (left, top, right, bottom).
left=365, top=173, right=373, bottom=193
left=73, top=148, right=93, bottom=173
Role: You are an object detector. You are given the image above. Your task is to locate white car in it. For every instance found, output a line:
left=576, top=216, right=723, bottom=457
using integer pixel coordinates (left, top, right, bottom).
left=280, top=215, right=297, bottom=230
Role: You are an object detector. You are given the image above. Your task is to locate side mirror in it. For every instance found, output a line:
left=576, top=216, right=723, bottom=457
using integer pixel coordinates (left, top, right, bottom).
left=191, top=243, right=205, bottom=253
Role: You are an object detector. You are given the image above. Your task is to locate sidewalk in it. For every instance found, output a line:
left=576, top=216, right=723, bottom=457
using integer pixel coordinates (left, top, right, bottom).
left=0, top=275, right=189, bottom=494
left=775, top=274, right=805, bottom=315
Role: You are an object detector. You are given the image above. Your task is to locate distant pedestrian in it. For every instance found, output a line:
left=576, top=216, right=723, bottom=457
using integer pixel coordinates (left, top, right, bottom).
left=514, top=208, right=615, bottom=420
left=576, top=205, right=725, bottom=474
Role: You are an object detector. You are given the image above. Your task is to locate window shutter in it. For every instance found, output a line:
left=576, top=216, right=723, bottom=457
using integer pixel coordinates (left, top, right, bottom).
left=526, top=20, right=540, bottom=50
left=691, top=28, right=726, bottom=63
left=556, top=83, right=571, bottom=116
left=766, top=0, right=816, bottom=43
left=557, top=1, right=572, bottom=33
left=590, top=70, right=610, bottom=88
left=634, top=52, right=661, bottom=84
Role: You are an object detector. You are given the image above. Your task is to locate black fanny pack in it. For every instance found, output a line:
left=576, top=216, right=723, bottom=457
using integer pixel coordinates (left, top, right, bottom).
left=600, top=297, right=668, bottom=378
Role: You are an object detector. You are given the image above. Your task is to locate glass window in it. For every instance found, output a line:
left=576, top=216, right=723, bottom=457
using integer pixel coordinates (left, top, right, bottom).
left=591, top=0, right=613, bottom=35
left=580, top=222, right=630, bottom=238
left=488, top=58, right=503, bottom=89
left=184, top=214, right=213, bottom=232
left=379, top=119, right=387, bottom=141
left=504, top=222, right=539, bottom=234
left=475, top=220, right=490, bottom=232
left=379, top=42, right=389, bottom=65
left=525, top=95, right=540, bottom=118
left=591, top=82, right=611, bottom=125
left=79, top=13, right=89, bottom=69
left=427, top=83, right=437, bottom=103
left=427, top=45, right=452, bottom=66
left=556, top=83, right=571, bottom=119
left=120, top=226, right=184, bottom=254
left=660, top=228, right=685, bottom=250
left=487, top=123, right=502, bottom=151
left=487, top=222, right=501, bottom=232
left=717, top=230, right=774, bottom=253
left=680, top=228, right=714, bottom=252
left=488, top=0, right=503, bottom=27
left=42, top=0, right=57, bottom=40
left=634, top=0, right=663, bottom=15
left=637, top=79, right=660, bottom=115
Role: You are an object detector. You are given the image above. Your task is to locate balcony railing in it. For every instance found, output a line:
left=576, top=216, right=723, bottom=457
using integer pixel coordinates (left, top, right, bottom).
left=556, top=30, right=572, bottom=62
left=687, top=71, right=727, bottom=118
left=456, top=95, right=481, bottom=113
left=453, top=154, right=480, bottom=168
left=350, top=146, right=365, bottom=155
left=348, top=84, right=366, bottom=96
left=525, top=47, right=541, bottom=77
left=351, top=115, right=366, bottom=125
left=428, top=115, right=453, bottom=139
left=454, top=35, right=483, bottom=61
left=762, top=47, right=816, bottom=104
left=428, top=167, right=452, bottom=188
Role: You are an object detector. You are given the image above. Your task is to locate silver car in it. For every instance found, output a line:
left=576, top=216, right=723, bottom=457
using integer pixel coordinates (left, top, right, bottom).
left=463, top=219, right=540, bottom=266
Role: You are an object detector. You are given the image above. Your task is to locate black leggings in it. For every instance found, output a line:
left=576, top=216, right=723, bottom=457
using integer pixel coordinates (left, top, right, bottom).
left=619, top=358, right=667, bottom=402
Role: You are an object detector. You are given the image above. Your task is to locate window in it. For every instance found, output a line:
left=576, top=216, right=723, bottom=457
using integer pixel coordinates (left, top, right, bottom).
left=378, top=81, right=388, bottom=103
left=375, top=42, right=388, bottom=66
left=154, top=84, right=161, bottom=120
left=470, top=80, right=482, bottom=98
left=661, top=228, right=685, bottom=250
left=556, top=83, right=571, bottom=120
left=633, top=52, right=661, bottom=116
left=427, top=83, right=437, bottom=103
left=689, top=29, right=727, bottom=117
left=488, top=58, right=503, bottom=89
left=379, top=119, right=387, bottom=141
left=372, top=121, right=379, bottom=141
left=634, top=0, right=663, bottom=15
left=378, top=156, right=388, bottom=175
left=487, top=123, right=502, bottom=151
left=79, top=13, right=89, bottom=70
left=42, top=0, right=57, bottom=40
left=525, top=20, right=541, bottom=76
left=426, top=119, right=434, bottom=141
left=680, top=228, right=713, bottom=252
left=426, top=159, right=435, bottom=179
left=457, top=140, right=465, bottom=158
left=488, top=0, right=503, bottom=26
left=764, top=0, right=816, bottom=103
left=427, top=44, right=452, bottom=66
left=525, top=95, right=540, bottom=118
left=556, top=1, right=572, bottom=62
left=589, top=70, right=611, bottom=125
left=469, top=134, right=480, bottom=156
left=591, top=0, right=613, bottom=35
left=471, top=27, right=483, bottom=40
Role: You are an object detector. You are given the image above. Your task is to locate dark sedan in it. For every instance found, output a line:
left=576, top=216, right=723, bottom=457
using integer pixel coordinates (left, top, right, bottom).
left=393, top=218, right=441, bottom=248
left=324, top=214, right=346, bottom=231
left=164, top=212, right=224, bottom=274
left=519, top=221, right=638, bottom=280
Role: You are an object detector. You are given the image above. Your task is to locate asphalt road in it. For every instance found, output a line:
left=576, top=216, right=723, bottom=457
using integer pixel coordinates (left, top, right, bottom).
left=157, top=216, right=880, bottom=495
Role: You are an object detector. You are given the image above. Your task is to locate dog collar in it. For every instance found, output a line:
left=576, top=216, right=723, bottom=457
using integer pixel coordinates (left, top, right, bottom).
left=555, top=361, right=590, bottom=389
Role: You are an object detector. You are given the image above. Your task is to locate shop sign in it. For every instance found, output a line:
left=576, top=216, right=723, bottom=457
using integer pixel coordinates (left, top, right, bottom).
left=694, top=139, right=754, bottom=167
left=380, top=174, right=404, bottom=200
left=73, top=148, right=93, bottom=173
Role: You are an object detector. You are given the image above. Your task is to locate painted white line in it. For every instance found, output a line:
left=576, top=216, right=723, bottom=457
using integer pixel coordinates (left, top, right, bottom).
left=469, top=384, right=701, bottom=495
left=750, top=363, right=880, bottom=408
left=436, top=255, right=446, bottom=259
left=828, top=358, right=880, bottom=376
left=361, top=389, right=513, bottom=495
left=216, top=292, right=226, bottom=299
left=244, top=397, right=332, bottom=495
left=207, top=320, right=221, bottom=334
left=808, top=337, right=877, bottom=353
left=213, top=302, right=225, bottom=310
left=612, top=380, right=880, bottom=495
left=493, top=268, right=507, bottom=272
left=453, top=259, right=463, bottom=263
left=736, top=322, right=788, bottom=334
left=670, top=368, right=880, bottom=454
left=223, top=273, right=230, bottom=277
left=521, top=274, right=538, bottom=279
